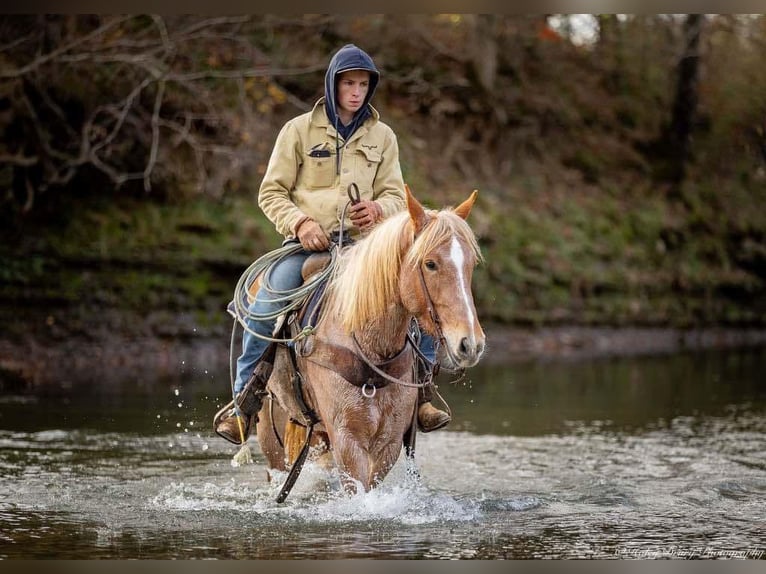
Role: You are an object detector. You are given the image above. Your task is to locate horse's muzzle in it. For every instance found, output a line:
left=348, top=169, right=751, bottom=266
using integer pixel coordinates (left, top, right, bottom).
left=458, top=336, right=485, bottom=365
left=444, top=333, right=485, bottom=368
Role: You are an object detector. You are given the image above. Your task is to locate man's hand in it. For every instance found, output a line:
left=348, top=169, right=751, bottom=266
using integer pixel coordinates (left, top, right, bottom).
left=349, top=200, right=383, bottom=231
left=296, top=217, right=330, bottom=251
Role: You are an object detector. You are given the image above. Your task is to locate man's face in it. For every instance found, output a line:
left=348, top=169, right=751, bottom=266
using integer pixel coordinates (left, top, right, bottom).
left=336, top=70, right=371, bottom=119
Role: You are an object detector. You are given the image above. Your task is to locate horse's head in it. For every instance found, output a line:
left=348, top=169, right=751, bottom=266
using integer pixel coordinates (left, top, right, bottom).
left=399, top=186, right=485, bottom=369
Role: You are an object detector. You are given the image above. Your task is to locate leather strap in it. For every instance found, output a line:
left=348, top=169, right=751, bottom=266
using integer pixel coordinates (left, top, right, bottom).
left=299, top=337, right=413, bottom=389
left=286, top=340, right=320, bottom=426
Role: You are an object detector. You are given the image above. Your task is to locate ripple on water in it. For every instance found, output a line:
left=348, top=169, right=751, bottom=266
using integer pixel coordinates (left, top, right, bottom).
left=477, top=495, right=543, bottom=512
left=2, top=406, right=765, bottom=558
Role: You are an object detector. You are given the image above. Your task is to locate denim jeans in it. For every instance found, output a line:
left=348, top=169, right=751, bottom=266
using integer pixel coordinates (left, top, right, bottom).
left=234, top=249, right=311, bottom=393
left=419, top=331, right=437, bottom=363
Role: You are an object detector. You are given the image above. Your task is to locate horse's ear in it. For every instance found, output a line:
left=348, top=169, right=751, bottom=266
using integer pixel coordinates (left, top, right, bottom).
left=405, top=184, right=429, bottom=234
left=453, top=190, right=478, bottom=220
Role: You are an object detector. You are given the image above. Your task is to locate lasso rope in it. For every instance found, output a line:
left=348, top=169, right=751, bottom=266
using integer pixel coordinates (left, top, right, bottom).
left=226, top=197, right=355, bottom=463
left=225, top=230, right=343, bottom=463
left=230, top=242, right=338, bottom=344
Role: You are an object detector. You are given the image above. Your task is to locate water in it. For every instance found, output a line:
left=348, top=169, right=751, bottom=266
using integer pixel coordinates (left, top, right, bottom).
left=0, top=347, right=764, bottom=559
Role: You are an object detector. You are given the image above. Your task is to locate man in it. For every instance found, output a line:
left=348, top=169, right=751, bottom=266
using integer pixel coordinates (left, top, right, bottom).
left=214, top=44, right=450, bottom=445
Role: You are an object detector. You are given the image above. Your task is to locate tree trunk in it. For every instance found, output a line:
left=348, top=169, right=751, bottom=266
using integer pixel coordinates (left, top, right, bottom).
left=667, top=14, right=704, bottom=184
left=467, top=14, right=498, bottom=93
left=596, top=14, right=621, bottom=90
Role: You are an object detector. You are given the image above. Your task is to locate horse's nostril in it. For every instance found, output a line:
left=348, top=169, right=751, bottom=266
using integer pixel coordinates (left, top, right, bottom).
left=459, top=337, right=470, bottom=357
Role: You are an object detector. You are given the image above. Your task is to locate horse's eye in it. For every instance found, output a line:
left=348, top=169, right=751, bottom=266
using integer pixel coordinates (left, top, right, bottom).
left=424, top=260, right=437, bottom=271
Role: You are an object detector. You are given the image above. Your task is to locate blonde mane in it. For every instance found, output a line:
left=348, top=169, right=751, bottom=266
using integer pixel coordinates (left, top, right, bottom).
left=324, top=207, right=482, bottom=334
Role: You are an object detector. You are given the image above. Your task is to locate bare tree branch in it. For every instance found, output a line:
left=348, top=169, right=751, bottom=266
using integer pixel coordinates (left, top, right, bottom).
left=22, top=173, right=34, bottom=213
left=2, top=15, right=334, bottom=208
left=30, top=79, right=80, bottom=140
left=90, top=76, right=153, bottom=155
left=0, top=15, right=135, bottom=79
left=174, top=15, right=253, bottom=37
left=0, top=153, right=39, bottom=166
left=144, top=78, right=165, bottom=191
left=151, top=14, right=172, bottom=59
left=0, top=31, right=37, bottom=53
left=167, top=63, right=326, bottom=82
left=20, top=88, right=75, bottom=164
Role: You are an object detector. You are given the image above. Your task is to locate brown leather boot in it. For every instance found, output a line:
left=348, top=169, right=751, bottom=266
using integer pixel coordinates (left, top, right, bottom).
left=417, top=401, right=451, bottom=433
left=214, top=403, right=255, bottom=445
left=416, top=377, right=450, bottom=432
left=213, top=357, right=273, bottom=444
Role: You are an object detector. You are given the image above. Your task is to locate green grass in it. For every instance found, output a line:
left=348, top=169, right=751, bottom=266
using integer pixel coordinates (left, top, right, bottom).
left=2, top=173, right=765, bottom=346
left=473, top=178, right=765, bottom=327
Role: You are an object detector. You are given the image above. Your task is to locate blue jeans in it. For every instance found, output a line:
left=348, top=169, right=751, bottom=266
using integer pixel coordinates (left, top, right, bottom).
left=234, top=250, right=311, bottom=393
left=419, top=331, right=436, bottom=363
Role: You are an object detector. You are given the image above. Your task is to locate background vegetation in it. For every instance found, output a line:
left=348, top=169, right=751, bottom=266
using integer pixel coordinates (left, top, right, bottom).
left=1, top=14, right=765, bottom=349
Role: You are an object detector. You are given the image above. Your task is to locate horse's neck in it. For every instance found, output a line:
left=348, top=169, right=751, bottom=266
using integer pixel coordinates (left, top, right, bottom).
left=350, top=306, right=410, bottom=360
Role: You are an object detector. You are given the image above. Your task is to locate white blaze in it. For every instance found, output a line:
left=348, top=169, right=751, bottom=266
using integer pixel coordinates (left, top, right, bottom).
left=450, top=236, right=475, bottom=329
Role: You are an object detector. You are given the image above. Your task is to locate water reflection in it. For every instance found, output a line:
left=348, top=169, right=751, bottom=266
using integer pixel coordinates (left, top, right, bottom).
left=446, top=348, right=766, bottom=435
left=2, top=347, right=764, bottom=439
left=0, top=346, right=764, bottom=558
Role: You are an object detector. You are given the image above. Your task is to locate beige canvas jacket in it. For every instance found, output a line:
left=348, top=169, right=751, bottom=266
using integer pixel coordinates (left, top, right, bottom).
left=258, top=98, right=406, bottom=239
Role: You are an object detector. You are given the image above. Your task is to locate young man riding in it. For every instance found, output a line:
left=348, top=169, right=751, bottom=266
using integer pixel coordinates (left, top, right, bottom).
left=215, top=44, right=450, bottom=445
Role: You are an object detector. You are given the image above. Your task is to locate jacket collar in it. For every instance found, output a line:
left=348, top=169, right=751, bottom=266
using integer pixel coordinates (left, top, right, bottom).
left=310, top=97, right=379, bottom=142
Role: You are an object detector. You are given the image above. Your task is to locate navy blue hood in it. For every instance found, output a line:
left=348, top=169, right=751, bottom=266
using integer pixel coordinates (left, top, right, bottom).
left=324, top=44, right=380, bottom=141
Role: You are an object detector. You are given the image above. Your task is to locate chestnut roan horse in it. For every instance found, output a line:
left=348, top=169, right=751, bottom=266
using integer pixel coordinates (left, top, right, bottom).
left=256, top=186, right=485, bottom=496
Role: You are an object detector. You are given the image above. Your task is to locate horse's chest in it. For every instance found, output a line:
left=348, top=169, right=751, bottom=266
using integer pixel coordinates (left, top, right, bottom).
left=342, top=400, right=384, bottom=433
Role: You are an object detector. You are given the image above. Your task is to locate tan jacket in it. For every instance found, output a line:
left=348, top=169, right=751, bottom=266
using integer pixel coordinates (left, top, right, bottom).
left=258, top=98, right=406, bottom=238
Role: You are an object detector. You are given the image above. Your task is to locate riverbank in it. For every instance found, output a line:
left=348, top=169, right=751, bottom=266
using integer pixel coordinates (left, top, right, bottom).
left=2, top=185, right=765, bottom=390
left=2, top=325, right=766, bottom=389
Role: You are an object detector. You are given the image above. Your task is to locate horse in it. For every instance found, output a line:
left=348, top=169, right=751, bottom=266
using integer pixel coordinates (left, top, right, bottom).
left=255, top=185, right=485, bottom=494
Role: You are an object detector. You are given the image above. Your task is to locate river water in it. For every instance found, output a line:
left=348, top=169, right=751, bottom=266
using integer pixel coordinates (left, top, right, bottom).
left=0, top=346, right=764, bottom=559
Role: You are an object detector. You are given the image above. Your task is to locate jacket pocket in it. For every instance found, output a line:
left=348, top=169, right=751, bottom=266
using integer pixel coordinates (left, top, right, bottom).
left=303, top=151, right=335, bottom=189
left=355, top=146, right=382, bottom=193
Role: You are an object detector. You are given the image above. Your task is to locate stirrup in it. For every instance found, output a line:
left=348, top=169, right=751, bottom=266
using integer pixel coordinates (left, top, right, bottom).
left=213, top=366, right=268, bottom=444
left=213, top=400, right=254, bottom=445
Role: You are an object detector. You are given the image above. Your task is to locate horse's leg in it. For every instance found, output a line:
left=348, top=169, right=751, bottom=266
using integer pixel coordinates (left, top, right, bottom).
left=313, top=433, right=334, bottom=472
left=283, top=422, right=330, bottom=466
left=369, top=441, right=404, bottom=487
left=256, top=397, right=286, bottom=477
left=333, top=434, right=373, bottom=493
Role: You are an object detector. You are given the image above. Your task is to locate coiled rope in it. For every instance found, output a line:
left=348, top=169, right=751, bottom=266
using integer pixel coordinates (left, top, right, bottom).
left=225, top=196, right=354, bottom=458
left=225, top=244, right=337, bottom=463
left=230, top=242, right=338, bottom=344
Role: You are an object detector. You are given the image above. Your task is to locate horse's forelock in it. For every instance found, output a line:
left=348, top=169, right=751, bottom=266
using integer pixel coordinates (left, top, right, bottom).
left=405, top=209, right=482, bottom=268
left=325, top=208, right=481, bottom=334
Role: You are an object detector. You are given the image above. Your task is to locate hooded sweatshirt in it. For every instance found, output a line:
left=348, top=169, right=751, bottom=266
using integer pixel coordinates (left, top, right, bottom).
left=324, top=44, right=380, bottom=142
left=257, top=45, right=405, bottom=239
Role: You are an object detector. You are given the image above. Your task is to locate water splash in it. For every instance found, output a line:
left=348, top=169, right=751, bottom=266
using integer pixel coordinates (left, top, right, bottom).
left=4, top=401, right=766, bottom=558
left=150, top=459, right=480, bottom=525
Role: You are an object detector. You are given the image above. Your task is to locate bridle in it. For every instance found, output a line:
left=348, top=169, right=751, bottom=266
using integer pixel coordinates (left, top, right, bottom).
left=349, top=228, right=468, bottom=391
left=415, top=254, right=467, bottom=373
